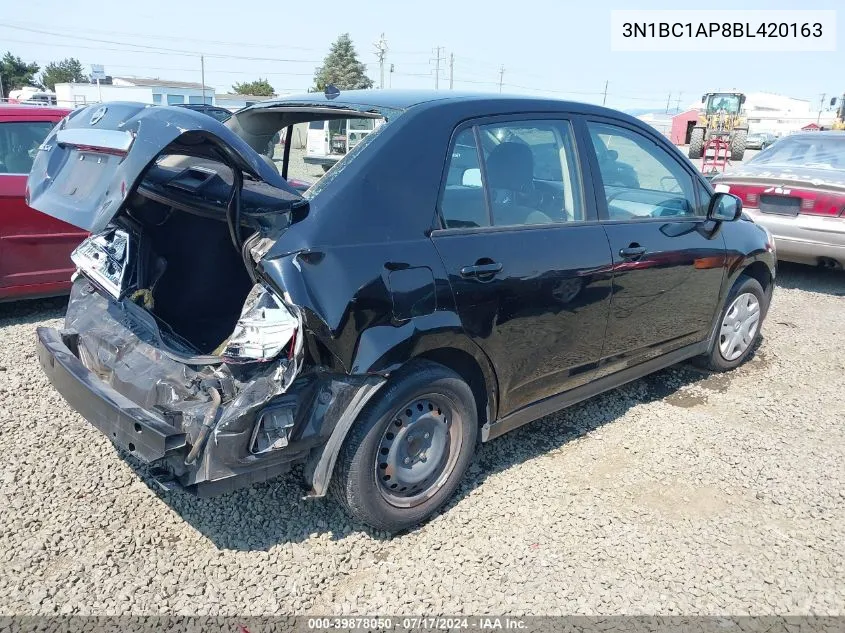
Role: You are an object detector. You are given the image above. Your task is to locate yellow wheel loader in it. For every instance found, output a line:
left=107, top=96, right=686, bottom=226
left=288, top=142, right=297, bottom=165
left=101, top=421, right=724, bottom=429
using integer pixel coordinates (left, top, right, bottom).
left=688, top=92, right=749, bottom=161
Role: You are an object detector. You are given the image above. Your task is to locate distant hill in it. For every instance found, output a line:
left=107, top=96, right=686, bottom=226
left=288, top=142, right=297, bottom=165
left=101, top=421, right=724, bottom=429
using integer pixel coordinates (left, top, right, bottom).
left=623, top=108, right=662, bottom=116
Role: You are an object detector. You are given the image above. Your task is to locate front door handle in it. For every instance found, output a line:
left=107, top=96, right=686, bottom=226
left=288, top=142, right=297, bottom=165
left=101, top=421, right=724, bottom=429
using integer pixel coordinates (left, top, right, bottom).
left=619, top=245, right=647, bottom=260
left=460, top=262, right=503, bottom=278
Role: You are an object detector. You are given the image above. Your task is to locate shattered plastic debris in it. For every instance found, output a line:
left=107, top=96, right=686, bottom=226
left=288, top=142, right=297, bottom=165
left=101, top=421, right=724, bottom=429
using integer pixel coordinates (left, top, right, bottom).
left=64, top=278, right=303, bottom=451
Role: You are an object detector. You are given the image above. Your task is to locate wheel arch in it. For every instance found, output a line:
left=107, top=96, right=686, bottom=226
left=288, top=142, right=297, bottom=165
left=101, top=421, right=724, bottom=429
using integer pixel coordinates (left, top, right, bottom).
left=741, top=260, right=774, bottom=296
left=413, top=345, right=498, bottom=433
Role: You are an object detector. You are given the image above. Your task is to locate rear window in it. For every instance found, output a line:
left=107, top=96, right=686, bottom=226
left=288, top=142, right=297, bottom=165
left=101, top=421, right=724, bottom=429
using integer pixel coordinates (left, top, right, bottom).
left=750, top=136, right=845, bottom=169
left=0, top=121, right=56, bottom=174
left=309, top=120, right=326, bottom=130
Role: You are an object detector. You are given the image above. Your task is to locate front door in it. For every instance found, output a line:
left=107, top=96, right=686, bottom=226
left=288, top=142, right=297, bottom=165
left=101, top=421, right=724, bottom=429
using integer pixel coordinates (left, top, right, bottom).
left=431, top=117, right=614, bottom=417
left=582, top=119, right=726, bottom=375
left=0, top=116, right=87, bottom=298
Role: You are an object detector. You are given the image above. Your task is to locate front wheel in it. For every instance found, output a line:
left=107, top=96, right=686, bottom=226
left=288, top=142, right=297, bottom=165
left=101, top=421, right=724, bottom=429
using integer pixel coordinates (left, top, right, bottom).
left=698, top=275, right=768, bottom=372
left=688, top=127, right=705, bottom=159
left=730, top=129, right=748, bottom=162
left=331, top=360, right=478, bottom=532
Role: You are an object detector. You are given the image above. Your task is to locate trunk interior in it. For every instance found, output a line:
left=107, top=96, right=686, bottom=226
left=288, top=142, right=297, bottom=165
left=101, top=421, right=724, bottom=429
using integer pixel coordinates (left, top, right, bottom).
left=125, top=195, right=253, bottom=355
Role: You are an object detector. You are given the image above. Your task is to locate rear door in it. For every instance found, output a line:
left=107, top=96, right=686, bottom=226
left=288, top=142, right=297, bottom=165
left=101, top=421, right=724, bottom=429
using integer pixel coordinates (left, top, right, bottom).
left=582, top=118, right=726, bottom=374
left=306, top=120, right=329, bottom=158
left=431, top=115, right=614, bottom=417
left=0, top=113, right=87, bottom=298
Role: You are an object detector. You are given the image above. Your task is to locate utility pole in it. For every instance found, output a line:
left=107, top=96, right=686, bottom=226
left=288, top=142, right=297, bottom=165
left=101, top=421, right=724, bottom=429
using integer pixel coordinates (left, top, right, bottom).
left=0, top=72, right=4, bottom=100
left=498, top=65, right=504, bottom=93
left=817, top=93, right=826, bottom=124
left=389, top=63, right=394, bottom=88
left=675, top=92, right=683, bottom=113
left=200, top=55, right=206, bottom=104
left=374, top=34, right=388, bottom=89
left=449, top=52, right=454, bottom=90
left=432, top=46, right=443, bottom=89
left=602, top=80, right=608, bottom=106
left=665, top=92, right=672, bottom=114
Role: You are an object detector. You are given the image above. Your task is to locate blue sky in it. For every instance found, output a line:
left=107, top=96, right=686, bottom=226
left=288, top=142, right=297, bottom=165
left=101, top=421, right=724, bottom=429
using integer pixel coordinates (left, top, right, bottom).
left=0, top=0, right=840, bottom=111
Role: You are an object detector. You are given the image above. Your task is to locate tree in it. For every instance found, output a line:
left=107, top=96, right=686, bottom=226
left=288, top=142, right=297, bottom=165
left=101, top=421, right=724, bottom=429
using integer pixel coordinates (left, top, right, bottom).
left=231, top=78, right=275, bottom=96
left=40, top=58, right=86, bottom=91
left=0, top=52, right=40, bottom=98
left=313, top=34, right=373, bottom=92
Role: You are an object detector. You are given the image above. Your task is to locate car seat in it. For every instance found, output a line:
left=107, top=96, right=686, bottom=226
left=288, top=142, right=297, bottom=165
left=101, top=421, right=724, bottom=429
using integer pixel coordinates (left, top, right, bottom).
left=485, top=142, right=551, bottom=225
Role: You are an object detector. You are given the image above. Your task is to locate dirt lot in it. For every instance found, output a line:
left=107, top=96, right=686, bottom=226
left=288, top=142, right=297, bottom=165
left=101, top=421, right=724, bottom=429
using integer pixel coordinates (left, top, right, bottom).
left=0, top=261, right=843, bottom=616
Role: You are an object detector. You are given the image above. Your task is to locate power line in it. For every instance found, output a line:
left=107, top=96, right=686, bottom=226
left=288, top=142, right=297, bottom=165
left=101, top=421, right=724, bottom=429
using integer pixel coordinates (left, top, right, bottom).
left=0, top=26, right=323, bottom=63
left=2, top=21, right=325, bottom=52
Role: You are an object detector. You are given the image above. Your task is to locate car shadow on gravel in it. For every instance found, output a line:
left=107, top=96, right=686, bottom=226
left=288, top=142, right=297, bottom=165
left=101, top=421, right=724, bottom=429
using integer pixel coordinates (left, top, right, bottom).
left=130, top=356, right=751, bottom=549
left=775, top=262, right=845, bottom=297
left=0, top=296, right=68, bottom=327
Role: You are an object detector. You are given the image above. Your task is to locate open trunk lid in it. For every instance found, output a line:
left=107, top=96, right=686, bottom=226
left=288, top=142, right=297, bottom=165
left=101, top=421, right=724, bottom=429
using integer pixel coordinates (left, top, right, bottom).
left=26, top=102, right=303, bottom=233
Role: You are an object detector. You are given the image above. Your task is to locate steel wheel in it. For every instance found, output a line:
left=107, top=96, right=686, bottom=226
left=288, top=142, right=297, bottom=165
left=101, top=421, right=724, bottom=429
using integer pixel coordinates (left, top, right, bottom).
left=719, top=291, right=760, bottom=361
left=374, top=394, right=463, bottom=508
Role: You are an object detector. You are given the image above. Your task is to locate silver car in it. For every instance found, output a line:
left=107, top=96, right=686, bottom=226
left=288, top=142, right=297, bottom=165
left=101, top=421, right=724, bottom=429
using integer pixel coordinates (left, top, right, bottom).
left=712, top=132, right=845, bottom=270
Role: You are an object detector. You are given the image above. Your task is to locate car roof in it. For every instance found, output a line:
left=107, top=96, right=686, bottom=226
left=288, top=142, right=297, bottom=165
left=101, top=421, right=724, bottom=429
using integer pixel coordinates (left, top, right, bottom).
left=0, top=104, right=71, bottom=117
left=248, top=88, right=637, bottom=120
left=781, top=131, right=845, bottom=140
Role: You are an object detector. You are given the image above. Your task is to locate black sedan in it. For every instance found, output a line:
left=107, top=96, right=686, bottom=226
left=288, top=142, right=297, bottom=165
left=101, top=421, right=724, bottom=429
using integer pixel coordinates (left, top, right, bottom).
left=28, top=91, right=775, bottom=531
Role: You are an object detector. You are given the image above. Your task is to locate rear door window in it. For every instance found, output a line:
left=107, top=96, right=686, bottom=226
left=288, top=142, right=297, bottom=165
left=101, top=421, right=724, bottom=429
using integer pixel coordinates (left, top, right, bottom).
left=0, top=121, right=55, bottom=174
left=439, top=120, right=584, bottom=229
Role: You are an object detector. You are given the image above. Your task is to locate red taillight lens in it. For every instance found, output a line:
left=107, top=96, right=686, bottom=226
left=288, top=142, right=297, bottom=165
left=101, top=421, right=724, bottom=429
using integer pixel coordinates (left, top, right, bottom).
left=722, top=184, right=760, bottom=207
left=797, top=192, right=845, bottom=217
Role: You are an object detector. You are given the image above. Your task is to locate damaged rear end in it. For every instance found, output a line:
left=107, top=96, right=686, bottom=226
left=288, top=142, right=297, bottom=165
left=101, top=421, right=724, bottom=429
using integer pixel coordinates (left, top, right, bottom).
left=30, top=102, right=383, bottom=496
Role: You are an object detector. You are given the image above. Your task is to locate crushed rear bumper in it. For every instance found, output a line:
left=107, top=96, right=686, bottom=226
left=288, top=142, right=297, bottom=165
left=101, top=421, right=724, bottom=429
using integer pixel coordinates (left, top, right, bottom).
left=36, top=279, right=387, bottom=497
left=36, top=326, right=187, bottom=463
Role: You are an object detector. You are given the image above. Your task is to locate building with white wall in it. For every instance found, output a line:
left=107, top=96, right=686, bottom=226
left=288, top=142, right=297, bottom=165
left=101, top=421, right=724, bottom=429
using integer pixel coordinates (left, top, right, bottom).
left=214, top=93, right=275, bottom=111
left=112, top=77, right=214, bottom=106
left=54, top=77, right=215, bottom=108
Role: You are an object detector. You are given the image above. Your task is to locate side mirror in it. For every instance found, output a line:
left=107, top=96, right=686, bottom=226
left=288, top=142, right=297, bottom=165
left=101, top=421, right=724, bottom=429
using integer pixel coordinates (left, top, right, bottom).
left=462, top=168, right=482, bottom=187
left=740, top=95, right=746, bottom=104
left=708, top=192, right=742, bottom=222
left=830, top=97, right=837, bottom=107
left=607, top=149, right=619, bottom=161
left=701, top=94, right=706, bottom=103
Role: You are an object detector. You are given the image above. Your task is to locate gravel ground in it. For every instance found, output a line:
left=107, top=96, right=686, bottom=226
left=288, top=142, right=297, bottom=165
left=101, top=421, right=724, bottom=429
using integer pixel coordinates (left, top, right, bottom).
left=1, top=261, right=843, bottom=614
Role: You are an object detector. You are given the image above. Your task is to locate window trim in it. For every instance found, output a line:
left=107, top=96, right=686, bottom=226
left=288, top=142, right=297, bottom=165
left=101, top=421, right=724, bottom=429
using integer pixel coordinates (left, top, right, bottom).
left=581, top=115, right=711, bottom=225
left=432, top=112, right=595, bottom=235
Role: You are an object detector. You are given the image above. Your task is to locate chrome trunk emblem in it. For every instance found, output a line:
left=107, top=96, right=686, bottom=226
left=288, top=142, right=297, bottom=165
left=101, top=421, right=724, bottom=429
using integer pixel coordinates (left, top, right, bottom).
left=90, top=106, right=108, bottom=125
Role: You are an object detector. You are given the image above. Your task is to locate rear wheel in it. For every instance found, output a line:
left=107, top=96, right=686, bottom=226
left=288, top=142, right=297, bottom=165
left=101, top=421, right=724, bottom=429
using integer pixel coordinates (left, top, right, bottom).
left=331, top=360, right=478, bottom=532
left=688, top=127, right=705, bottom=159
left=697, top=275, right=767, bottom=372
left=730, top=128, right=748, bottom=161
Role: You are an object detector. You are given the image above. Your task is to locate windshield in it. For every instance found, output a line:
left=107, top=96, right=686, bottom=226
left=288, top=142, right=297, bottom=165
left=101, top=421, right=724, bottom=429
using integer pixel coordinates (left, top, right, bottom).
left=748, top=135, right=845, bottom=170
left=706, top=95, right=741, bottom=114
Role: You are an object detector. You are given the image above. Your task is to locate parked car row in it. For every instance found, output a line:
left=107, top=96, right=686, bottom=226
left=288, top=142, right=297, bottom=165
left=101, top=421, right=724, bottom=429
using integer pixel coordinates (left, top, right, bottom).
left=26, top=91, right=776, bottom=532
left=745, top=132, right=778, bottom=150
left=712, top=132, right=845, bottom=270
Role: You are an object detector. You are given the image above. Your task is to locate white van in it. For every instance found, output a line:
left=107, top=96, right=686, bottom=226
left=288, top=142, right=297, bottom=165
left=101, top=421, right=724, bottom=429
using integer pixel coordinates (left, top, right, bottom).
left=305, top=117, right=383, bottom=171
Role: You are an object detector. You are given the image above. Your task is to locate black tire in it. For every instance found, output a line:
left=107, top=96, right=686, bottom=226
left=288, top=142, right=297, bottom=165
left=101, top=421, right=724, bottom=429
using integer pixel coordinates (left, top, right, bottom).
left=697, top=275, right=767, bottom=372
left=688, top=127, right=705, bottom=159
left=321, top=164, right=332, bottom=173
left=730, top=129, right=748, bottom=162
left=330, top=360, right=478, bottom=532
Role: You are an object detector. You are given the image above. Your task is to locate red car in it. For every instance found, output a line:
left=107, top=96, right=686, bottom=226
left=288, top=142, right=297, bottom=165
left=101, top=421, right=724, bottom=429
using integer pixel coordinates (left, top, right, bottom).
left=0, top=105, right=87, bottom=301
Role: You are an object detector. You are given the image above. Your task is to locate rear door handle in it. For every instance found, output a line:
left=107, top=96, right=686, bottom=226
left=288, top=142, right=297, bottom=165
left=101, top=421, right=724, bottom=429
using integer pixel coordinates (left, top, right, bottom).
left=619, top=246, right=647, bottom=260
left=460, top=262, right=503, bottom=277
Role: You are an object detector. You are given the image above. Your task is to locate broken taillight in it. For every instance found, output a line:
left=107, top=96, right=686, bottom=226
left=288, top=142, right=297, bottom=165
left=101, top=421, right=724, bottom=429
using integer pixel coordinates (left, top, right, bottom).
left=221, top=284, right=299, bottom=364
